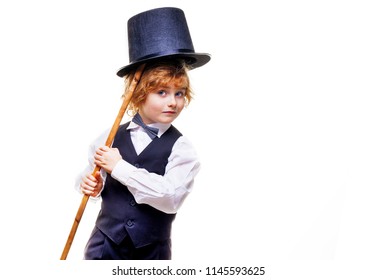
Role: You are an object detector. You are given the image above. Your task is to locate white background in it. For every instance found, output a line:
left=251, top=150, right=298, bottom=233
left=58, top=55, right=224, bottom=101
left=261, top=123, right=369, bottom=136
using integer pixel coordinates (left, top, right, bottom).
left=1, top=0, right=376, bottom=278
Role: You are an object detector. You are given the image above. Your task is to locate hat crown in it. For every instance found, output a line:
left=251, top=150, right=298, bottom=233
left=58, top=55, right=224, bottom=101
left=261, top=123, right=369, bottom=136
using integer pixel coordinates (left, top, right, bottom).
left=128, top=7, right=194, bottom=63
left=117, top=7, right=210, bottom=77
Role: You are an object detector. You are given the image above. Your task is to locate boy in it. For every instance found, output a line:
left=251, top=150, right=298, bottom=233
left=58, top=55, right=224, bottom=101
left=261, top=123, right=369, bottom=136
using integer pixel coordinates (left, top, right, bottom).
left=76, top=7, right=210, bottom=260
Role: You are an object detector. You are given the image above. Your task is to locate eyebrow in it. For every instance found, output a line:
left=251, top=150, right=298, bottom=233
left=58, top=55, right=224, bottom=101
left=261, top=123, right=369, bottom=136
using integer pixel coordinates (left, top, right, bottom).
left=158, top=86, right=187, bottom=91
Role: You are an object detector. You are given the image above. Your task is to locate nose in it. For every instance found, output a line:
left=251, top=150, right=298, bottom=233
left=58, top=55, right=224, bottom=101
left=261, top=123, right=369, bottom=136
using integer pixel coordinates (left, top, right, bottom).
left=167, top=94, right=177, bottom=108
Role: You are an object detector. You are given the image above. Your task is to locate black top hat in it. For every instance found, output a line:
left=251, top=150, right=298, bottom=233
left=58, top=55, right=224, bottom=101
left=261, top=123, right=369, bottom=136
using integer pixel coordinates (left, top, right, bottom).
left=116, top=7, right=211, bottom=77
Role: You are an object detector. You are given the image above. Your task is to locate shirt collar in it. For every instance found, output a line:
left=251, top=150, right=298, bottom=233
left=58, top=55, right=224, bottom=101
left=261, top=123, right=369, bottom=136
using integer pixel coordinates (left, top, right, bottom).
left=128, top=121, right=171, bottom=138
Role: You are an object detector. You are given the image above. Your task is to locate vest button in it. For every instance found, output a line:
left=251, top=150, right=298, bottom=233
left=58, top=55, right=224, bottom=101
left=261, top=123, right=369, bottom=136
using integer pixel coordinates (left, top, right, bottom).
left=130, top=199, right=136, bottom=206
left=126, top=219, right=134, bottom=227
left=134, top=163, right=140, bottom=168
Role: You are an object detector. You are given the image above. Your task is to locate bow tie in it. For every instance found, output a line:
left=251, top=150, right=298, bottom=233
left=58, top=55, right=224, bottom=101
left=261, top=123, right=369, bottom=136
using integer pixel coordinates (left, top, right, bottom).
left=132, top=113, right=159, bottom=139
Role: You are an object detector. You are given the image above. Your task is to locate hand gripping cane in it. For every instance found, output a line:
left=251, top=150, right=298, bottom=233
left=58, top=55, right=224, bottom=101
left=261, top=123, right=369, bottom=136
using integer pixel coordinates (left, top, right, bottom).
left=60, top=64, right=145, bottom=260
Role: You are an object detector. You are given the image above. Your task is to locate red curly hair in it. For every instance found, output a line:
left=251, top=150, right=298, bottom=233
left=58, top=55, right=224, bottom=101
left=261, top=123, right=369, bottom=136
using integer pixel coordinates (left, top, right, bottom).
left=123, top=60, right=193, bottom=116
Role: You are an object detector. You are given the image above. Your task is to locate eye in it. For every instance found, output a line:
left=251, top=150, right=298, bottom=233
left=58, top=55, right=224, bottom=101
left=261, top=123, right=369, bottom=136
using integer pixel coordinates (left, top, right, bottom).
left=175, top=91, right=185, bottom=97
left=157, top=90, right=167, bottom=96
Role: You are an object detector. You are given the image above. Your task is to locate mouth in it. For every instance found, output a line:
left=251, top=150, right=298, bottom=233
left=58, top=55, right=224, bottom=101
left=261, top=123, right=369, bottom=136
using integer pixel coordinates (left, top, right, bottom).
left=163, top=111, right=177, bottom=114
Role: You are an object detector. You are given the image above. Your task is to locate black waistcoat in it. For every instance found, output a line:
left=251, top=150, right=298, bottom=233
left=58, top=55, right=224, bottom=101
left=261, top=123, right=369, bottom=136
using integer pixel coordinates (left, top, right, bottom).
left=95, top=122, right=182, bottom=247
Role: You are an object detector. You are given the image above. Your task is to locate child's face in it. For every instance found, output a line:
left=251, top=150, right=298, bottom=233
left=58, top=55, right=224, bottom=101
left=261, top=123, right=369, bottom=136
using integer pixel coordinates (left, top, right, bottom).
left=139, top=85, right=186, bottom=124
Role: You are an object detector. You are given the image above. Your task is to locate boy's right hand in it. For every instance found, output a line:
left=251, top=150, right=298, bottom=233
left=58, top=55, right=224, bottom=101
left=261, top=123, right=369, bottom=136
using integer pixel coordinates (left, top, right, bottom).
left=80, top=171, right=103, bottom=197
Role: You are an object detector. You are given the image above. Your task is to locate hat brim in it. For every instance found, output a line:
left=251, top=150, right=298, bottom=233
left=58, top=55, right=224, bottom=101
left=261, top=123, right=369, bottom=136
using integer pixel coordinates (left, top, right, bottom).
left=116, top=52, right=211, bottom=77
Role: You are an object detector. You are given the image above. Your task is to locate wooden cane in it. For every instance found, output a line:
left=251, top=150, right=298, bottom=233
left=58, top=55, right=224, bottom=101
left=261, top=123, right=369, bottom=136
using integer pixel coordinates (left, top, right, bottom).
left=60, top=64, right=146, bottom=260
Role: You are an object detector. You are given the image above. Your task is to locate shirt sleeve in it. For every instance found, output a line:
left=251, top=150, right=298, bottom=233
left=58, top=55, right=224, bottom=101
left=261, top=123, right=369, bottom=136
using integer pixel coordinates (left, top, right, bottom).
left=111, top=136, right=200, bottom=214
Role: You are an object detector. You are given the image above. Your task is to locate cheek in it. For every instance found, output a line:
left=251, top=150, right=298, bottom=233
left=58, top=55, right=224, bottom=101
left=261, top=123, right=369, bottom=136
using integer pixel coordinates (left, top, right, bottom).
left=177, top=98, right=186, bottom=110
left=143, top=95, right=161, bottom=111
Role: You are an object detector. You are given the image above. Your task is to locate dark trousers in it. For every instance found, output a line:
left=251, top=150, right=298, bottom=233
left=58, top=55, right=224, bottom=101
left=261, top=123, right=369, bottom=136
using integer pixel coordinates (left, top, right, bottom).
left=84, top=227, right=172, bottom=260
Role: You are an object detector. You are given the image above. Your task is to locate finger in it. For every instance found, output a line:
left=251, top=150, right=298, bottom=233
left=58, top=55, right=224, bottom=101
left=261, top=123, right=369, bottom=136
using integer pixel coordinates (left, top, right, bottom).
left=82, top=190, right=93, bottom=196
left=80, top=182, right=94, bottom=194
left=93, top=171, right=101, bottom=181
left=94, top=159, right=104, bottom=168
left=80, top=181, right=95, bottom=191
left=96, top=146, right=108, bottom=155
left=94, top=154, right=102, bottom=161
left=99, top=146, right=110, bottom=152
left=81, top=188, right=92, bottom=195
left=83, top=176, right=98, bottom=187
left=95, top=150, right=103, bottom=157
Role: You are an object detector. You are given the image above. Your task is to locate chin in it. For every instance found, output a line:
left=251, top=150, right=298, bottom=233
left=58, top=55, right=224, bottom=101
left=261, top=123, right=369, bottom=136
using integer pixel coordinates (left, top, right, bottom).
left=159, top=116, right=177, bottom=123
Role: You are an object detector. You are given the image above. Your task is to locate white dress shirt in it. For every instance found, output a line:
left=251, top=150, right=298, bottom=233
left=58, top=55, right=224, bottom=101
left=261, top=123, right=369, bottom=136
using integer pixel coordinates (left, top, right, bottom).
left=75, top=121, right=200, bottom=214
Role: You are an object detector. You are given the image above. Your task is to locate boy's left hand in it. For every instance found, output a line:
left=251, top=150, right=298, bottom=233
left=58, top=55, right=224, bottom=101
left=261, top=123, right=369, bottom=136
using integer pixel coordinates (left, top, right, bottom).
left=94, top=146, right=122, bottom=174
